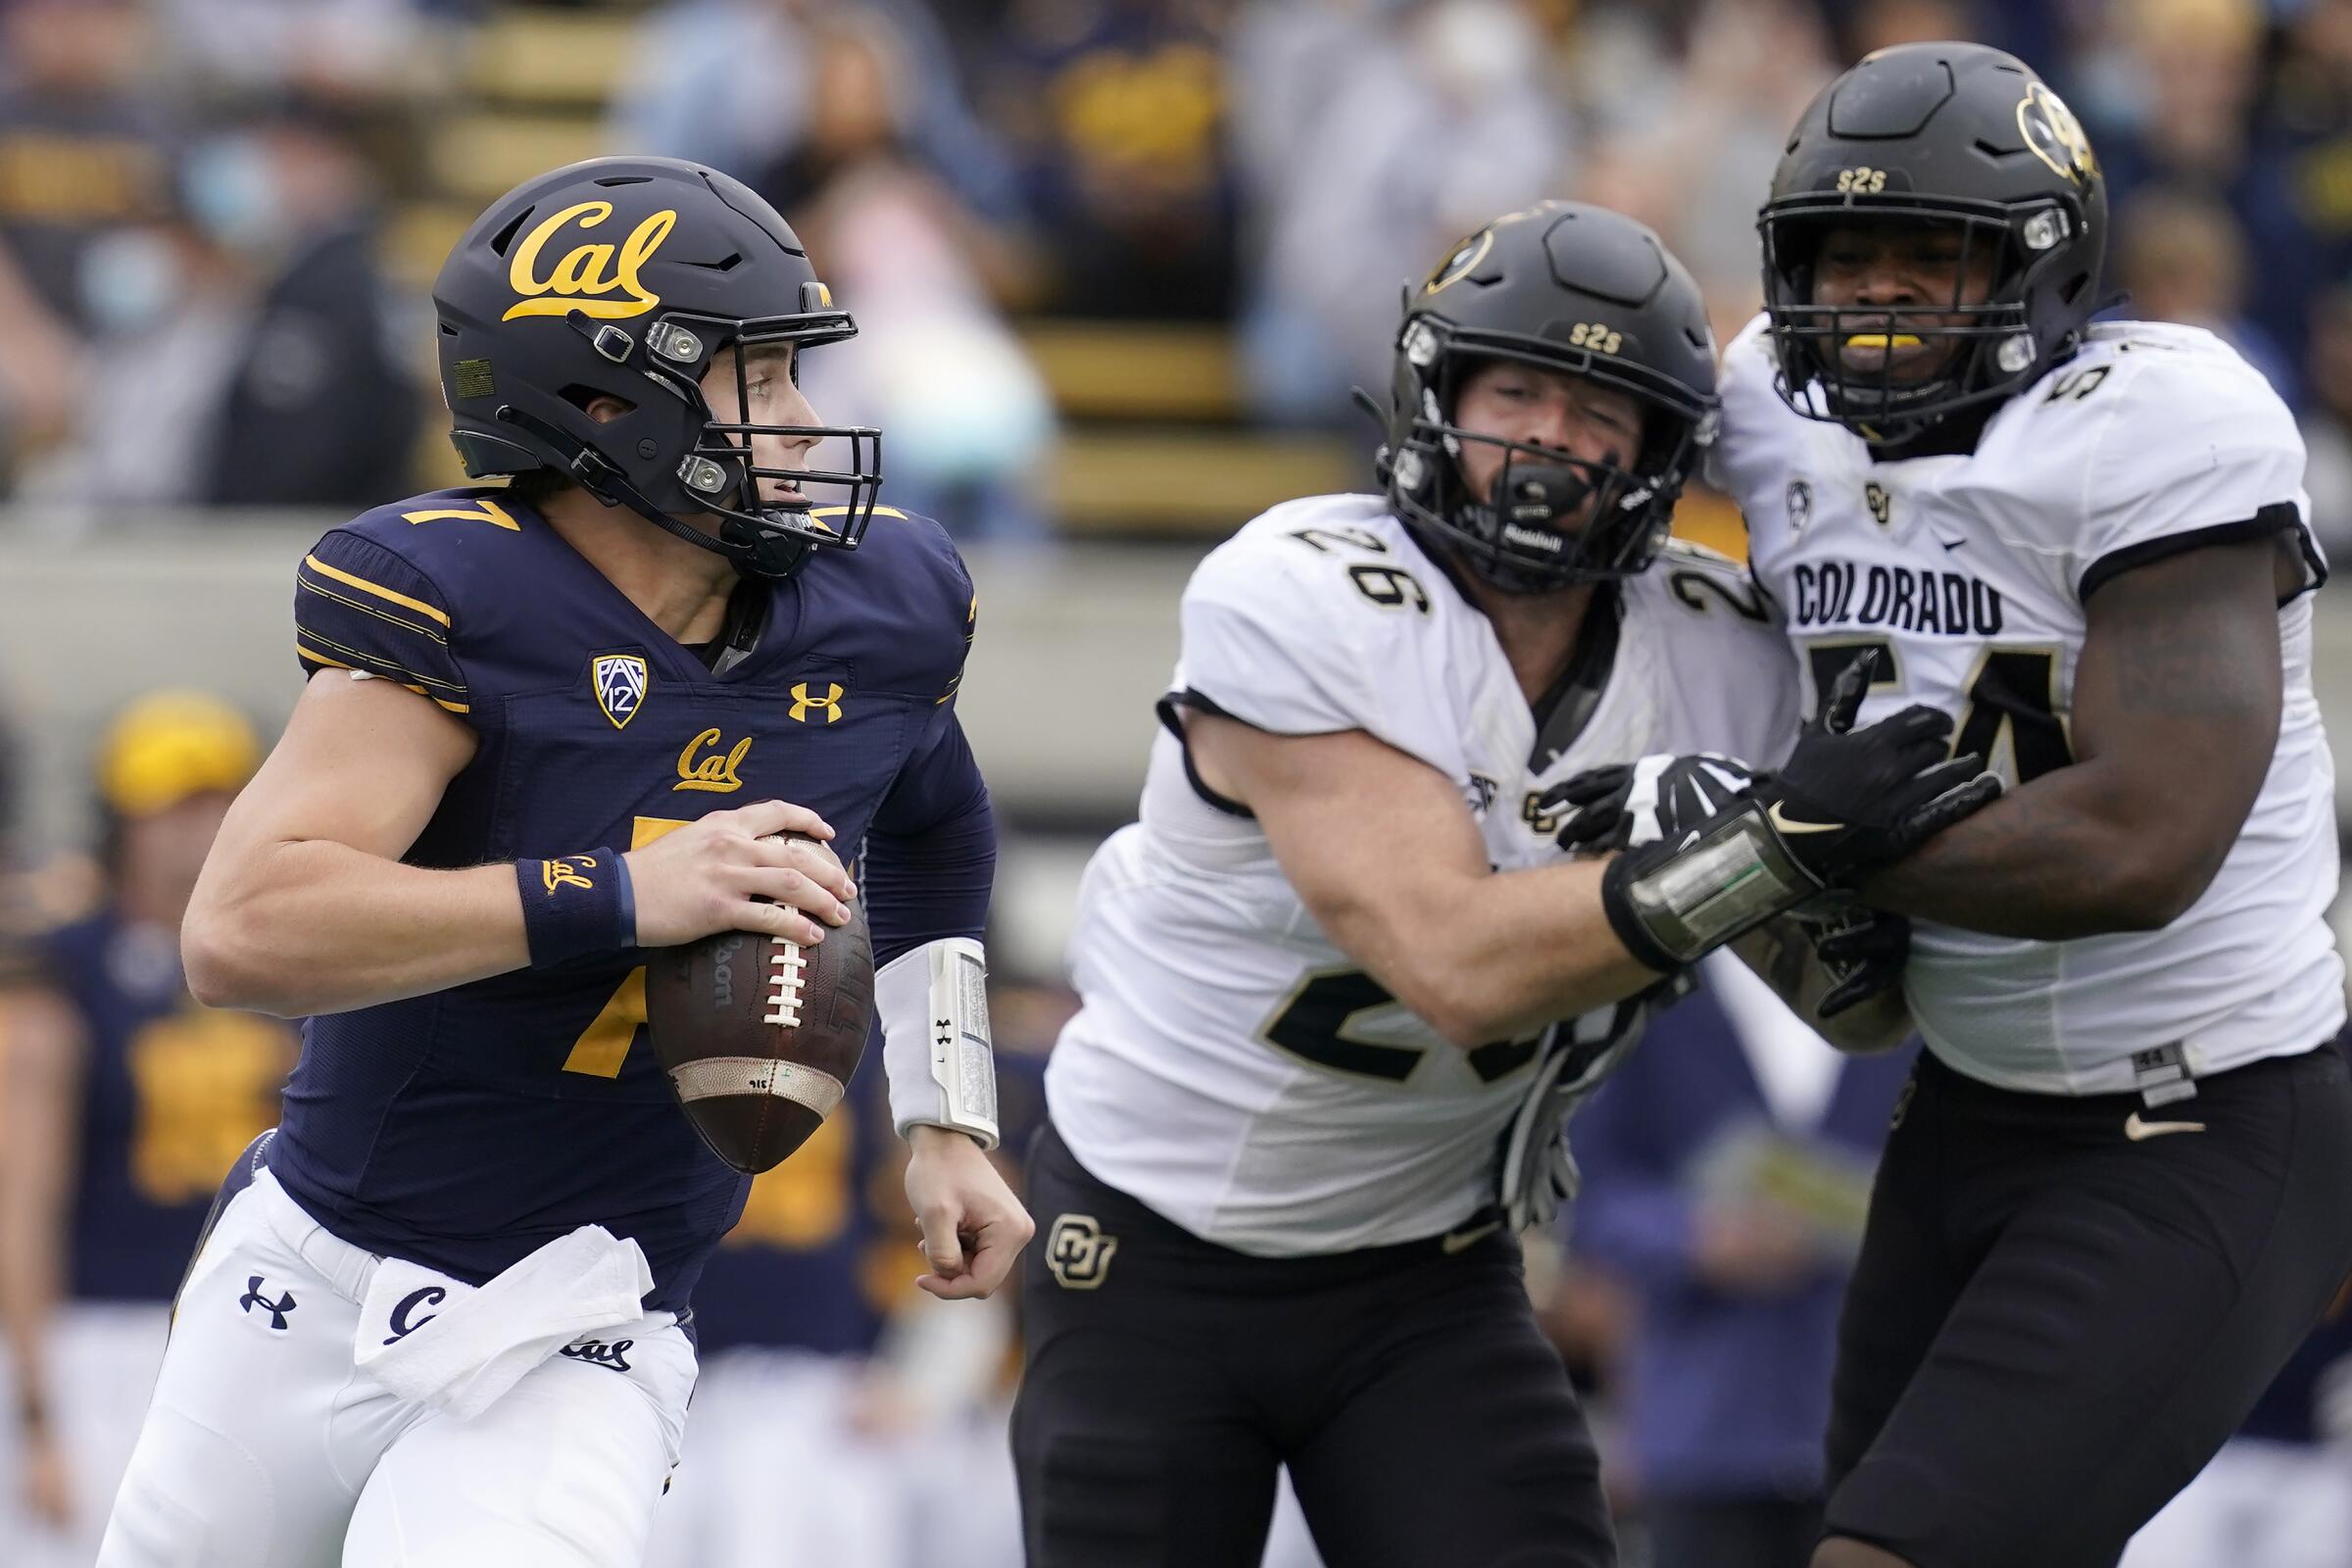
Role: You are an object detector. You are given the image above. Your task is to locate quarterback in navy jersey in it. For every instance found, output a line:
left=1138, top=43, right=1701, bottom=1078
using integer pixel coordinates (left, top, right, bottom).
left=97, top=157, right=1029, bottom=1568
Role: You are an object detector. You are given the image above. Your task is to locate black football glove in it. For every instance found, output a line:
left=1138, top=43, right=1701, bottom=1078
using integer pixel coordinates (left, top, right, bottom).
left=1544, top=753, right=1762, bottom=855
left=1752, top=651, right=2000, bottom=886
left=1599, top=652, right=2000, bottom=971
left=1797, top=901, right=1911, bottom=1020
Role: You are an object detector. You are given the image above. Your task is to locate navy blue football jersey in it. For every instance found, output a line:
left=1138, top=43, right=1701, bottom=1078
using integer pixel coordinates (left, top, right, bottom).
left=271, top=487, right=993, bottom=1314
left=42, top=910, right=295, bottom=1300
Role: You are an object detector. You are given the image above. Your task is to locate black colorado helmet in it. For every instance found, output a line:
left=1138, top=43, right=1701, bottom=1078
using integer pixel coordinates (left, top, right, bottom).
left=434, top=156, right=880, bottom=577
left=1759, top=42, right=2106, bottom=439
left=1383, top=202, right=1718, bottom=593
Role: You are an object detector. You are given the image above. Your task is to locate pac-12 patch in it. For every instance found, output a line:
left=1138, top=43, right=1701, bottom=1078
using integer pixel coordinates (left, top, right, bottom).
left=593, top=654, right=650, bottom=730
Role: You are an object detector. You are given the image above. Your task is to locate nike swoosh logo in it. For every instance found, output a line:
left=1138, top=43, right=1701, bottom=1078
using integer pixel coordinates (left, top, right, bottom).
left=1765, top=802, right=1841, bottom=835
left=1935, top=533, right=1967, bottom=552
left=2124, top=1112, right=2206, bottom=1141
left=1442, top=1221, right=1501, bottom=1254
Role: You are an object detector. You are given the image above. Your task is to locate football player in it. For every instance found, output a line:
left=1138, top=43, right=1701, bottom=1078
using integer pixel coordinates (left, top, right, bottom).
left=1686, top=41, right=2352, bottom=1568
left=1011, top=202, right=1996, bottom=1568
left=0, top=694, right=294, bottom=1568
left=94, top=157, right=1031, bottom=1568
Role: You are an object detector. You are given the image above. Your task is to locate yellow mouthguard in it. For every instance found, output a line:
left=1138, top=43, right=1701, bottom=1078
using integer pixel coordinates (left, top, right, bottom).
left=1843, top=332, right=1924, bottom=349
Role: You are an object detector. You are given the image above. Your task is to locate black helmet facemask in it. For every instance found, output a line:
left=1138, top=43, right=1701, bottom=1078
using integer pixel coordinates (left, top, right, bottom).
left=1760, top=201, right=2083, bottom=441
left=1385, top=321, right=1710, bottom=596
left=1756, top=47, right=2107, bottom=444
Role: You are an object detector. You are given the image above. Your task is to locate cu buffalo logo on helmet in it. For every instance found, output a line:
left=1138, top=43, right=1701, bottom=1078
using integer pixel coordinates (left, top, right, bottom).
left=2017, top=81, right=2097, bottom=188
left=1045, top=1213, right=1119, bottom=1290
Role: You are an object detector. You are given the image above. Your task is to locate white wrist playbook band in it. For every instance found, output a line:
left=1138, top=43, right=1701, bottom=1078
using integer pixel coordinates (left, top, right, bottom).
left=876, top=936, right=1002, bottom=1149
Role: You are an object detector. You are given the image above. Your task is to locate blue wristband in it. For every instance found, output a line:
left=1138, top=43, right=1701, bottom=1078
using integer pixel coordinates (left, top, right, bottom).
left=516, top=849, right=636, bottom=967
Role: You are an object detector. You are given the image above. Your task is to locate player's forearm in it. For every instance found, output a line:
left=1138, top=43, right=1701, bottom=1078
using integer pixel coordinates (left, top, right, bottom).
left=1731, top=919, right=1913, bottom=1054
left=184, top=840, right=529, bottom=1015
left=1862, top=763, right=2213, bottom=940
left=1361, top=857, right=1662, bottom=1049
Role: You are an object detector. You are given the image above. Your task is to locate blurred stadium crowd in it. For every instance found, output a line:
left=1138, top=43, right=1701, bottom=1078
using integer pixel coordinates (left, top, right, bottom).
left=5, top=1, right=2352, bottom=1566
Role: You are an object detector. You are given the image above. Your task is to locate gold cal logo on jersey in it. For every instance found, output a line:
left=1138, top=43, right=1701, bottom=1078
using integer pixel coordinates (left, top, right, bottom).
left=503, top=201, right=677, bottom=322
left=674, top=728, right=751, bottom=793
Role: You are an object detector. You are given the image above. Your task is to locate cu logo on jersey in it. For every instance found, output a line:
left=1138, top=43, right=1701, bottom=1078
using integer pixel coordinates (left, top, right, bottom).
left=1786, top=479, right=1813, bottom=538
left=592, top=654, right=649, bottom=730
left=1045, top=1213, right=1119, bottom=1290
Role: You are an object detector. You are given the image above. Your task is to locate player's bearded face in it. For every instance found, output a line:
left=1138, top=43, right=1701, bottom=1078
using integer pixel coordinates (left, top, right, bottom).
left=1808, top=220, right=2000, bottom=385
left=1450, top=361, right=1642, bottom=531
left=697, top=345, right=821, bottom=512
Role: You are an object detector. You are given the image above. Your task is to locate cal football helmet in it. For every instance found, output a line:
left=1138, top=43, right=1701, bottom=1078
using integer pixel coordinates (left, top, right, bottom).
left=1381, top=201, right=1718, bottom=593
left=1759, top=42, right=2107, bottom=439
left=433, top=156, right=880, bottom=577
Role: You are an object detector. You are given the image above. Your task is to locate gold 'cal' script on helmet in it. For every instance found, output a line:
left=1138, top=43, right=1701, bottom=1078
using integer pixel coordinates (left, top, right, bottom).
left=503, top=200, right=678, bottom=322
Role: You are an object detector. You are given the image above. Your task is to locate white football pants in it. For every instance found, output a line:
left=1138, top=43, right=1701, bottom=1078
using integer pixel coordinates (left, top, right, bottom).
left=95, top=1169, right=696, bottom=1568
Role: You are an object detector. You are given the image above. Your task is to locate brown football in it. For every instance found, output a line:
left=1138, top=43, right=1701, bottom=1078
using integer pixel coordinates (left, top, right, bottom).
left=644, top=854, right=875, bottom=1175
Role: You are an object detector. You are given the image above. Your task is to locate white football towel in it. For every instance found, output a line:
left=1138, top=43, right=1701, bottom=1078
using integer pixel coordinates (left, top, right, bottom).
left=353, top=1226, right=654, bottom=1420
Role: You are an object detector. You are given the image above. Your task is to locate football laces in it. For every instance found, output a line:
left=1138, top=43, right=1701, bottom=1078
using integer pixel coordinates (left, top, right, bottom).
left=764, top=940, right=808, bottom=1028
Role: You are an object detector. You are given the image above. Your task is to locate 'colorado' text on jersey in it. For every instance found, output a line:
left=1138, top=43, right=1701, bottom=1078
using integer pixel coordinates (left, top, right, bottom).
left=1048, top=496, right=1800, bottom=1254
left=274, top=487, right=987, bottom=1313
left=1715, top=317, right=2343, bottom=1094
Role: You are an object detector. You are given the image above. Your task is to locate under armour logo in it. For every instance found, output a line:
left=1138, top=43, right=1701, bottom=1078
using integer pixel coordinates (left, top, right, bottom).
left=382, top=1286, right=447, bottom=1346
left=239, top=1275, right=297, bottom=1331
left=560, top=1338, right=633, bottom=1373
left=789, top=681, right=843, bottom=723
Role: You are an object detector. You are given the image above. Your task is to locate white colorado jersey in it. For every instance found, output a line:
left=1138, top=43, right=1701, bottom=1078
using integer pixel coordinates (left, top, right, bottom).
left=1715, top=316, right=2344, bottom=1095
left=1046, top=495, right=1801, bottom=1254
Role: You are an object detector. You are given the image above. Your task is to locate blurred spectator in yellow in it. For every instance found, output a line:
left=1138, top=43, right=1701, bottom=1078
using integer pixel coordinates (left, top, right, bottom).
left=607, top=0, right=1026, bottom=228
left=1236, top=0, right=1571, bottom=424
left=0, top=0, right=177, bottom=473
left=1578, top=0, right=1833, bottom=348
left=0, top=693, right=295, bottom=1568
left=2110, top=185, right=2295, bottom=398
left=184, top=100, right=422, bottom=508
left=1571, top=955, right=1913, bottom=1568
left=766, top=16, right=1057, bottom=544
left=982, top=0, right=1235, bottom=319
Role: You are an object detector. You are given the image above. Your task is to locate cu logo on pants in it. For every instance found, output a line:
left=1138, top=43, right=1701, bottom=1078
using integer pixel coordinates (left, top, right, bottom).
left=1045, top=1213, right=1118, bottom=1290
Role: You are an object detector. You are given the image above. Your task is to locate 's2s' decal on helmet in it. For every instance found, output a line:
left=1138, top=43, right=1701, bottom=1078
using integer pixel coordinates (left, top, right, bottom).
left=1758, top=43, right=2108, bottom=441
left=1379, top=202, right=1719, bottom=595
